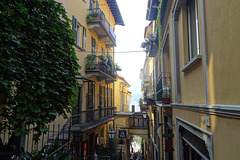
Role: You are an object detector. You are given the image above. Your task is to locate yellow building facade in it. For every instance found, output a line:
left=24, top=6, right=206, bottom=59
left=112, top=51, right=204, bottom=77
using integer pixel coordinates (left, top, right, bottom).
left=114, top=75, right=132, bottom=112
left=141, top=0, right=240, bottom=160
left=55, top=0, right=126, bottom=158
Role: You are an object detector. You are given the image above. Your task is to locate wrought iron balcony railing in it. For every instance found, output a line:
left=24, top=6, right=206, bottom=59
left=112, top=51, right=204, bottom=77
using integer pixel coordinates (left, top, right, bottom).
left=71, top=107, right=116, bottom=127
left=156, top=72, right=171, bottom=104
left=96, top=56, right=116, bottom=77
left=85, top=55, right=116, bottom=79
left=87, top=8, right=116, bottom=46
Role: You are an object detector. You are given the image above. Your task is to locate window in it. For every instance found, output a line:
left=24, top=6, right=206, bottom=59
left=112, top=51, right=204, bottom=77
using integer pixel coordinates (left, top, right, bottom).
left=72, top=16, right=78, bottom=43
left=187, top=0, right=200, bottom=60
left=126, top=95, right=128, bottom=110
left=76, top=25, right=81, bottom=47
left=91, top=37, right=96, bottom=54
left=96, top=1, right=99, bottom=9
left=82, top=27, right=86, bottom=49
left=72, top=86, right=82, bottom=124
left=87, top=82, right=95, bottom=109
left=111, top=88, right=113, bottom=107
left=176, top=118, right=213, bottom=160
left=90, top=0, right=93, bottom=9
left=102, top=47, right=105, bottom=56
left=120, top=92, right=123, bottom=111
left=99, top=85, right=102, bottom=107
left=73, top=15, right=85, bottom=49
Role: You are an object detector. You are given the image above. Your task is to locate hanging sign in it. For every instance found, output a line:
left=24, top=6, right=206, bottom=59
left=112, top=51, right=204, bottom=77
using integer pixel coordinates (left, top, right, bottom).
left=118, top=130, right=127, bottom=138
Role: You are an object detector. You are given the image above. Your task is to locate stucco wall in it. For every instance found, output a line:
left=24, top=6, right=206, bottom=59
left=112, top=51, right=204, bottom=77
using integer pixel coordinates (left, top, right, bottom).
left=173, top=108, right=240, bottom=160
left=205, top=0, right=240, bottom=105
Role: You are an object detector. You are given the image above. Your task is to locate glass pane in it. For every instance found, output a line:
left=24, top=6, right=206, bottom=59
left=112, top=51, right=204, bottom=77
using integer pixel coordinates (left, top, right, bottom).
left=188, top=0, right=198, bottom=59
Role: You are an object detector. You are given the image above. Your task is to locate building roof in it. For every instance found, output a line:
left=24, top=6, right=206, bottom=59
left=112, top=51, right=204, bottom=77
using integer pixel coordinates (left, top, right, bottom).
left=117, top=75, right=130, bottom=87
left=106, top=0, right=125, bottom=26
left=146, top=0, right=159, bottom=21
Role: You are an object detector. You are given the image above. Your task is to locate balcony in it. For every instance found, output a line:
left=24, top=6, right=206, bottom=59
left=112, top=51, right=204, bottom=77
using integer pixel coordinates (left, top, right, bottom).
left=156, top=72, right=171, bottom=104
left=85, top=54, right=117, bottom=83
left=71, top=107, right=116, bottom=131
left=87, top=8, right=116, bottom=47
left=148, top=31, right=158, bottom=57
left=141, top=77, right=150, bottom=91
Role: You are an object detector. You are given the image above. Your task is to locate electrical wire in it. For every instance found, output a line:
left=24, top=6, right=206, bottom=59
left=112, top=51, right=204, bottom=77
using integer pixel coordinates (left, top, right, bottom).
left=75, top=50, right=149, bottom=53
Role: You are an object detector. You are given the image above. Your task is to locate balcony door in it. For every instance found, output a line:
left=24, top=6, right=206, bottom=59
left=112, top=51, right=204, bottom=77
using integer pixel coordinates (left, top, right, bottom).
left=72, top=86, right=82, bottom=124
left=96, top=1, right=99, bottom=9
left=88, top=82, right=95, bottom=109
left=90, top=0, right=94, bottom=10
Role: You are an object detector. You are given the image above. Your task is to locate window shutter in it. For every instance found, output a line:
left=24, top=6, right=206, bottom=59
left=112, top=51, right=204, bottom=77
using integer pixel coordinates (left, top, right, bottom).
left=72, top=16, right=78, bottom=41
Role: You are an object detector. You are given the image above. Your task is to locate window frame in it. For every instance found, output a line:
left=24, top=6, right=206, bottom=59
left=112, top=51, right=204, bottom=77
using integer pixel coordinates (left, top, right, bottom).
left=76, top=24, right=81, bottom=47
left=72, top=16, right=78, bottom=42
left=87, top=82, right=95, bottom=109
left=187, top=0, right=200, bottom=60
left=82, top=27, right=87, bottom=50
left=91, top=37, right=96, bottom=54
left=101, top=47, right=105, bottom=56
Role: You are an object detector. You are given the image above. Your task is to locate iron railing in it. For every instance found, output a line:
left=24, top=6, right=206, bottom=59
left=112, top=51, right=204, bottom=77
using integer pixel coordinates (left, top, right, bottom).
left=87, top=8, right=116, bottom=42
left=71, top=107, right=116, bottom=127
left=0, top=122, right=71, bottom=155
left=0, top=107, right=116, bottom=158
left=156, top=72, right=171, bottom=104
left=74, top=155, right=111, bottom=160
left=96, top=56, right=115, bottom=77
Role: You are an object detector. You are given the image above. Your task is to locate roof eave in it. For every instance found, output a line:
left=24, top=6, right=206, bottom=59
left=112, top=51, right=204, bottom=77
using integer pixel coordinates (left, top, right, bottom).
left=106, top=0, right=125, bottom=26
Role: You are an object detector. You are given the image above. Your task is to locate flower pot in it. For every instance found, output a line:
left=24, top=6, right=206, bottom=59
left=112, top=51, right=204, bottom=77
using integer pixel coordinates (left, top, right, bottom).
left=163, top=97, right=170, bottom=104
left=94, top=16, right=100, bottom=20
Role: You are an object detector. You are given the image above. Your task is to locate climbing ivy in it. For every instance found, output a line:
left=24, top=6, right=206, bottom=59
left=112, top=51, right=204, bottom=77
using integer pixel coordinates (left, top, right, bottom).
left=0, top=0, right=81, bottom=142
left=157, top=0, right=162, bottom=56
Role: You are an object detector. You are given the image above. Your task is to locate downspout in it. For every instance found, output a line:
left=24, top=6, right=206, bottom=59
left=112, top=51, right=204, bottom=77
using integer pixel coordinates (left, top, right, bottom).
left=200, top=0, right=209, bottom=105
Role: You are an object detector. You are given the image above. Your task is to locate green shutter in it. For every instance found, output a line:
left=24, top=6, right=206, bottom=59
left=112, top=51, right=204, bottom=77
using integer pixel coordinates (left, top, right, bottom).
left=72, top=16, right=77, bottom=42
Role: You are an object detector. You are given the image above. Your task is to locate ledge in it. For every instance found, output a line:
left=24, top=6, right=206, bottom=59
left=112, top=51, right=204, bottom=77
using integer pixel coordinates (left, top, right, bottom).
left=181, top=55, right=201, bottom=72
left=75, top=45, right=85, bottom=51
left=172, top=103, right=240, bottom=119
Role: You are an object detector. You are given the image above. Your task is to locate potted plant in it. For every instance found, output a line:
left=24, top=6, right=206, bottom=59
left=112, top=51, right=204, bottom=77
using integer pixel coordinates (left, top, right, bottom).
left=162, top=86, right=171, bottom=104
left=99, top=54, right=108, bottom=64
left=106, top=55, right=112, bottom=66
left=86, top=11, right=103, bottom=23
left=115, top=64, right=121, bottom=71
left=86, top=12, right=95, bottom=23
left=85, top=54, right=97, bottom=69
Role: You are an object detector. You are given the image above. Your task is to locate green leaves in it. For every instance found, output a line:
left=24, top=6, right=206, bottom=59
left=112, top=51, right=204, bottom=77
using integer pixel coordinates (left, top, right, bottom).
left=0, top=0, right=81, bottom=143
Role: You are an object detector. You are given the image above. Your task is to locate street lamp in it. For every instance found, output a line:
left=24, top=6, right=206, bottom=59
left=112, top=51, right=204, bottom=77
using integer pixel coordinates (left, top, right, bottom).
left=108, top=129, right=116, bottom=160
left=142, top=110, right=147, bottom=119
left=142, top=110, right=150, bottom=160
left=108, top=129, right=116, bottom=139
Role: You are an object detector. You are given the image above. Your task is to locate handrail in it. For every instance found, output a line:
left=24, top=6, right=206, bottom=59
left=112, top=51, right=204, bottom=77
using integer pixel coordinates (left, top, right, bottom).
left=44, top=117, right=71, bottom=156
left=44, top=142, right=70, bottom=160
left=71, top=107, right=116, bottom=126
left=43, top=107, right=116, bottom=158
left=71, top=107, right=116, bottom=117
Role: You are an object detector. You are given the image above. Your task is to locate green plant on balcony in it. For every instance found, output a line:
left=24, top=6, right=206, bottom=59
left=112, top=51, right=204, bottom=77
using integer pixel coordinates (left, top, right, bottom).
left=99, top=54, right=108, bottom=64
left=85, top=54, right=97, bottom=69
left=86, top=11, right=103, bottom=23
left=111, top=63, right=121, bottom=73
left=106, top=55, right=113, bottom=66
left=115, top=64, right=121, bottom=71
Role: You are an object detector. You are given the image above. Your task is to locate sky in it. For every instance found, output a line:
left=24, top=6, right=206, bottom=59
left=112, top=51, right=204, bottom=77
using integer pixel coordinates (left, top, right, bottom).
left=114, top=0, right=149, bottom=112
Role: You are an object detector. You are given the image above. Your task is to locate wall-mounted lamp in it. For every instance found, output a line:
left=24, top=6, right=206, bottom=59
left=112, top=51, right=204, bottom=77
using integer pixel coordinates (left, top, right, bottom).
left=142, top=111, right=147, bottom=119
